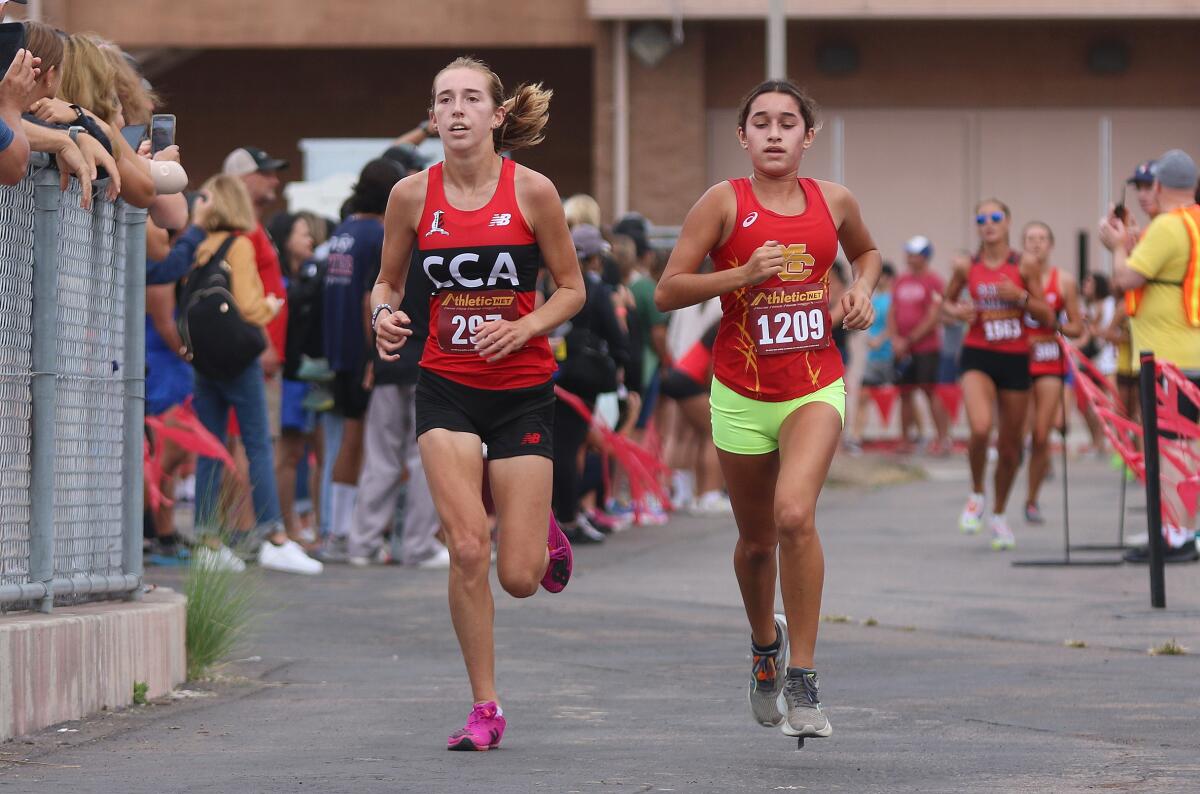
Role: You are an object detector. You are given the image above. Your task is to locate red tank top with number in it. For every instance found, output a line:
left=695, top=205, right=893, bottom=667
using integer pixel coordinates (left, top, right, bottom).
left=710, top=177, right=842, bottom=401
left=1027, top=268, right=1065, bottom=376
left=414, top=158, right=555, bottom=390
left=962, top=251, right=1029, bottom=355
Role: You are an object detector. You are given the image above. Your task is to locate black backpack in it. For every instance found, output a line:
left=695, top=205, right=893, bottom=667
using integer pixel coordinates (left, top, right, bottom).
left=177, top=234, right=266, bottom=381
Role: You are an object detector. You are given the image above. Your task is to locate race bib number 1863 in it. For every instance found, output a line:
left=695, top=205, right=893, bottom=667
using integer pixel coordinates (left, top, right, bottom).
left=750, top=283, right=831, bottom=355
left=436, top=290, right=519, bottom=353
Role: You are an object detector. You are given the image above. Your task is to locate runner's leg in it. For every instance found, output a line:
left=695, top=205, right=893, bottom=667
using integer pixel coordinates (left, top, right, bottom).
left=419, top=428, right=495, bottom=704
left=962, top=370, right=997, bottom=494
left=489, top=455, right=554, bottom=598
left=1026, top=377, right=1061, bottom=508
left=993, top=388, right=1031, bottom=513
left=719, top=448, right=780, bottom=648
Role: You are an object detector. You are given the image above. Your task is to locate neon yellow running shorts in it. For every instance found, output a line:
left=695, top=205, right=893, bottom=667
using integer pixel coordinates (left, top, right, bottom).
left=710, top=377, right=846, bottom=455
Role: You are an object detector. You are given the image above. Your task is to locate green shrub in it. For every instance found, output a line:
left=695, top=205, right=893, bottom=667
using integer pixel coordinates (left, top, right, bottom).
left=184, top=562, right=260, bottom=680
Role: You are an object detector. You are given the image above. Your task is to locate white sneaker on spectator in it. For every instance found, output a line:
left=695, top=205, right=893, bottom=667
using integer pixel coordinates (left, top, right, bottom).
left=259, top=539, right=323, bottom=575
left=416, top=544, right=452, bottom=570
left=689, top=490, right=734, bottom=516
left=194, top=544, right=245, bottom=573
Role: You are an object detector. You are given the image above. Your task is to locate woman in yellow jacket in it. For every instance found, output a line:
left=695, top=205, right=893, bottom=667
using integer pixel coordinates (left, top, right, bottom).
left=190, top=175, right=322, bottom=575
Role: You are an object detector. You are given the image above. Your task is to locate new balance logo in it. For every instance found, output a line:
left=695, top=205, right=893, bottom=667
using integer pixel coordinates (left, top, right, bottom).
left=488, top=213, right=512, bottom=227
left=520, top=432, right=541, bottom=446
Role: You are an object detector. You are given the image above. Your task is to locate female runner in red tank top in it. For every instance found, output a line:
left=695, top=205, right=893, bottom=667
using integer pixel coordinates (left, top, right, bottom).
left=656, top=81, right=882, bottom=746
left=371, top=57, right=585, bottom=752
left=942, top=200, right=1053, bottom=549
left=1020, top=221, right=1083, bottom=525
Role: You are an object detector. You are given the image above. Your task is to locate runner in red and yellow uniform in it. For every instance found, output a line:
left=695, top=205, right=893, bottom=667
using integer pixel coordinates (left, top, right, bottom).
left=943, top=200, right=1053, bottom=549
left=371, top=57, right=586, bottom=751
left=1020, top=222, right=1083, bottom=525
left=656, top=80, right=882, bottom=746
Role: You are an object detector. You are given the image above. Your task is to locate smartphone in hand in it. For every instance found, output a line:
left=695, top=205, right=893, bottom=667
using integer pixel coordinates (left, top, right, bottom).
left=0, top=23, right=26, bottom=74
left=150, top=114, right=176, bottom=155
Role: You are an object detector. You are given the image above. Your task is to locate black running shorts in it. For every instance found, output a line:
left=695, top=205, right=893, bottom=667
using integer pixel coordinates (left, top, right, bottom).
left=414, top=368, right=555, bottom=460
left=960, top=346, right=1032, bottom=392
left=897, top=351, right=940, bottom=387
left=659, top=368, right=707, bottom=401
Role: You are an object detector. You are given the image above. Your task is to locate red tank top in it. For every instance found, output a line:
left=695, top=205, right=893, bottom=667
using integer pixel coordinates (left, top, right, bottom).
left=962, top=251, right=1029, bottom=355
left=710, top=177, right=843, bottom=401
left=1028, top=268, right=1065, bottom=376
left=414, top=158, right=555, bottom=389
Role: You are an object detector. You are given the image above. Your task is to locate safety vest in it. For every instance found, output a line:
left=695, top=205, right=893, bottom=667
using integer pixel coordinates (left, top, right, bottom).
left=1125, top=204, right=1200, bottom=326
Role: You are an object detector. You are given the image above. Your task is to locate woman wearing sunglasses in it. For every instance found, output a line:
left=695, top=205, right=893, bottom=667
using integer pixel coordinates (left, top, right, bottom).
left=942, top=200, right=1053, bottom=549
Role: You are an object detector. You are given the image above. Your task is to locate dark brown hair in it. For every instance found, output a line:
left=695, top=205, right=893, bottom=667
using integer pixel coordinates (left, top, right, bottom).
left=433, top=56, right=552, bottom=153
left=736, top=79, right=819, bottom=133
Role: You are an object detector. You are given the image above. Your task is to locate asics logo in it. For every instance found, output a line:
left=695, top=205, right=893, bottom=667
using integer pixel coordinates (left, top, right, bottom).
left=489, top=213, right=512, bottom=227
left=743, top=212, right=759, bottom=228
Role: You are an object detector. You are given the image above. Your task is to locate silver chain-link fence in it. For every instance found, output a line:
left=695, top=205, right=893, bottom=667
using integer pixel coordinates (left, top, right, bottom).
left=0, top=155, right=146, bottom=613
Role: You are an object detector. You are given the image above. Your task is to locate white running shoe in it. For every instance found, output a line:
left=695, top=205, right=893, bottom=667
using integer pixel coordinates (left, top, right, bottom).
left=416, top=545, right=452, bottom=570
left=989, top=514, right=1016, bottom=551
left=194, top=544, right=246, bottom=573
left=959, top=493, right=985, bottom=534
left=259, top=539, right=324, bottom=575
left=689, top=490, right=734, bottom=516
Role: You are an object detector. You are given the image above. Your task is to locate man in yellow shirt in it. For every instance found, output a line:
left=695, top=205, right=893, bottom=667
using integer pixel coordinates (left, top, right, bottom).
left=1100, top=148, right=1200, bottom=563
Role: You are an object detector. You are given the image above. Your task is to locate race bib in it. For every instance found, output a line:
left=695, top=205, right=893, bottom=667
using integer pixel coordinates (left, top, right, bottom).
left=982, top=317, right=1023, bottom=343
left=1032, top=339, right=1061, bottom=363
left=749, top=283, right=831, bottom=355
left=436, top=290, right=519, bottom=353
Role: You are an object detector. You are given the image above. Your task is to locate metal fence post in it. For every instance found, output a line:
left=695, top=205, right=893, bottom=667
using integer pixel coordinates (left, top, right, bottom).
left=1138, top=351, right=1166, bottom=609
left=29, top=167, right=61, bottom=613
left=122, top=205, right=146, bottom=599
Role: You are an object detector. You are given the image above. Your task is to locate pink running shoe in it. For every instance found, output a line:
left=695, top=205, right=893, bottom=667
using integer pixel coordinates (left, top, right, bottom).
left=541, top=514, right=573, bottom=593
left=447, top=701, right=506, bottom=751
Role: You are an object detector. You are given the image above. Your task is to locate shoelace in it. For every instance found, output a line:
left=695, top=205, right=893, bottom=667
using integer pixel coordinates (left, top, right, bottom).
left=751, top=652, right=777, bottom=685
left=464, top=704, right=497, bottom=733
left=784, top=672, right=820, bottom=707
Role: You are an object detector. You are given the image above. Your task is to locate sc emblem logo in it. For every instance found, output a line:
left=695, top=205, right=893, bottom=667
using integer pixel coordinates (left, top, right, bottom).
left=779, top=244, right=816, bottom=282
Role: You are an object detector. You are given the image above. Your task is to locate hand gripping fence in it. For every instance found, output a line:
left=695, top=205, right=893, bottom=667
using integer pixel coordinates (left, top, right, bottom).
left=0, top=155, right=146, bottom=613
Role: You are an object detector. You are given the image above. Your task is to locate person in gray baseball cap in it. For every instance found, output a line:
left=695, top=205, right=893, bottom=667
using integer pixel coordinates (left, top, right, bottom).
left=1098, top=147, right=1200, bottom=563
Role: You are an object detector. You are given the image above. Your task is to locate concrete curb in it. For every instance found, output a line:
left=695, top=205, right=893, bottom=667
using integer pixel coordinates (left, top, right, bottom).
left=0, top=589, right=186, bottom=741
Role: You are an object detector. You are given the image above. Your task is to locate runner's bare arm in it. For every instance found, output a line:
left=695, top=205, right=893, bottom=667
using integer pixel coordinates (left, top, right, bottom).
left=942, top=256, right=974, bottom=323
left=656, top=183, right=777, bottom=311
left=1016, top=254, right=1054, bottom=328
left=1058, top=271, right=1085, bottom=338
left=821, top=181, right=881, bottom=330
left=372, top=175, right=423, bottom=361
left=473, top=167, right=585, bottom=363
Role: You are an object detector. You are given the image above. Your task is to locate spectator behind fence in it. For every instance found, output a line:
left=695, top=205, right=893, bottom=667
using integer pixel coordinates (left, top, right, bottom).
left=846, top=262, right=895, bottom=453
left=223, top=146, right=290, bottom=412
left=319, top=158, right=403, bottom=561
left=891, top=236, right=951, bottom=453
left=17, top=20, right=116, bottom=208
left=187, top=174, right=322, bottom=576
left=0, top=44, right=39, bottom=184
left=614, top=213, right=672, bottom=432
left=266, top=211, right=323, bottom=545
left=1101, top=148, right=1200, bottom=563
left=552, top=224, right=629, bottom=544
left=563, top=193, right=602, bottom=230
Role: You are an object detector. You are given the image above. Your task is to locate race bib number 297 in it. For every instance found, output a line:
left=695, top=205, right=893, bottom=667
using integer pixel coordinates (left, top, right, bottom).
left=436, top=290, right=519, bottom=353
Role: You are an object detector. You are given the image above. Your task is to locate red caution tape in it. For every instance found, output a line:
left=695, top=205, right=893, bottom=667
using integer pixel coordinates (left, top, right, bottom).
left=865, top=385, right=899, bottom=425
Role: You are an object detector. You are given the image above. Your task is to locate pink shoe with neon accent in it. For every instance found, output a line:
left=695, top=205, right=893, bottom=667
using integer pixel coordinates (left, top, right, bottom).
left=540, top=514, right=573, bottom=593
left=447, top=701, right=506, bottom=751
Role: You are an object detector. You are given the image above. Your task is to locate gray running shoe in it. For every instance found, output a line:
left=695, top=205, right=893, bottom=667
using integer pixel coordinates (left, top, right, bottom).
left=781, top=668, right=832, bottom=739
left=747, top=614, right=789, bottom=727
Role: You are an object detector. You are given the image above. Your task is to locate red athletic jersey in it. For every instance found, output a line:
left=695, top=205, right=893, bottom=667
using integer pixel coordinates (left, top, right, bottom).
left=711, top=177, right=843, bottom=401
left=1028, top=268, right=1065, bottom=376
left=413, top=158, right=555, bottom=390
left=248, top=224, right=288, bottom=359
left=962, top=251, right=1029, bottom=355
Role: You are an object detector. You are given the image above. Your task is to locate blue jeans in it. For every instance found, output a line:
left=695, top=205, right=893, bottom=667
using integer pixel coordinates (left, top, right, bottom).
left=193, top=360, right=283, bottom=532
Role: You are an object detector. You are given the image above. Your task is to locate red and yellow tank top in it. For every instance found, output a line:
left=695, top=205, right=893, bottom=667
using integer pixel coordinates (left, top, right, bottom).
left=1027, top=267, right=1064, bottom=376
left=963, top=251, right=1029, bottom=355
left=414, top=158, right=555, bottom=390
left=710, top=177, right=842, bottom=401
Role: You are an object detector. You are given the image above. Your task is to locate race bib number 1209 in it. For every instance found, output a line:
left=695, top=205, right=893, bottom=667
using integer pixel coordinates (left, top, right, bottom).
left=436, top=290, right=519, bottom=353
left=750, top=283, right=831, bottom=355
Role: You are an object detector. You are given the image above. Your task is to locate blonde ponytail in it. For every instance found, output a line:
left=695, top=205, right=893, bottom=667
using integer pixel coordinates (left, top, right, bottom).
left=497, top=83, right=552, bottom=152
